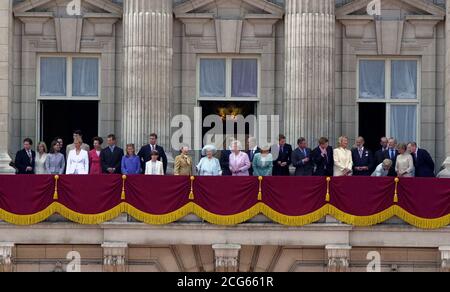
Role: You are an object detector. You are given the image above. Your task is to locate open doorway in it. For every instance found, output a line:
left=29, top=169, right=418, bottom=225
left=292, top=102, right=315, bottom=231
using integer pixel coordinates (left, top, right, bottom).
left=358, top=103, right=386, bottom=153
left=40, top=100, right=99, bottom=149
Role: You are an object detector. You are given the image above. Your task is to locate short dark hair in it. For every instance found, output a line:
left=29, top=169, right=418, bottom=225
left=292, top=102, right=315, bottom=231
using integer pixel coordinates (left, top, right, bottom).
left=107, top=134, right=116, bottom=141
left=318, top=137, right=329, bottom=145
left=23, top=138, right=33, bottom=145
left=49, top=140, right=59, bottom=154
left=54, top=136, right=63, bottom=141
left=150, top=133, right=158, bottom=139
left=93, top=136, right=104, bottom=145
left=297, top=137, right=306, bottom=145
left=279, top=134, right=286, bottom=141
left=151, top=150, right=160, bottom=157
left=73, top=130, right=83, bottom=136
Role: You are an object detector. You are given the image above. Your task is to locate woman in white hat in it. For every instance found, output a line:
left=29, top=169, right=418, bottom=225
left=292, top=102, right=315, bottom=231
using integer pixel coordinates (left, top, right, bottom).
left=196, top=145, right=222, bottom=176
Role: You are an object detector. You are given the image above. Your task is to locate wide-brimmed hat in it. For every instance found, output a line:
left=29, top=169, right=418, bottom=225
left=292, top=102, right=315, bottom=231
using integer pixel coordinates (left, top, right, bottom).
left=202, top=144, right=217, bottom=156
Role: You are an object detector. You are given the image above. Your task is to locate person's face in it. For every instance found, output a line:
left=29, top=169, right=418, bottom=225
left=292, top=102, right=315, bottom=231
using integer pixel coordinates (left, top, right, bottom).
left=127, top=146, right=134, bottom=156
left=398, top=147, right=405, bottom=154
left=231, top=143, right=239, bottom=153
left=298, top=141, right=307, bottom=149
left=23, top=142, right=31, bottom=151
left=149, top=136, right=157, bottom=145
left=94, top=140, right=101, bottom=149
left=38, top=144, right=45, bottom=153
left=73, top=133, right=80, bottom=141
left=320, top=142, right=329, bottom=149
left=355, top=139, right=364, bottom=148
left=248, top=139, right=256, bottom=149
left=53, top=144, right=61, bottom=152
left=74, top=142, right=81, bottom=150
left=107, top=138, right=115, bottom=147
left=279, top=139, right=286, bottom=146
left=57, top=139, right=63, bottom=147
left=181, top=147, right=189, bottom=155
left=380, top=138, right=388, bottom=148
left=388, top=139, right=396, bottom=149
left=151, top=154, right=158, bottom=161
left=408, top=144, right=417, bottom=153
left=206, top=150, right=213, bottom=158
left=341, top=138, right=349, bottom=149
left=383, top=165, right=390, bottom=171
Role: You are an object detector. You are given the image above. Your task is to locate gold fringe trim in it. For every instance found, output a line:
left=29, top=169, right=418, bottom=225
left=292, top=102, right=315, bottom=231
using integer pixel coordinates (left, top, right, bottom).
left=0, top=203, right=57, bottom=225
left=54, top=203, right=127, bottom=225
left=192, top=203, right=262, bottom=226
left=328, top=205, right=396, bottom=226
left=393, top=205, right=450, bottom=230
left=126, top=203, right=194, bottom=225
left=261, top=204, right=329, bottom=226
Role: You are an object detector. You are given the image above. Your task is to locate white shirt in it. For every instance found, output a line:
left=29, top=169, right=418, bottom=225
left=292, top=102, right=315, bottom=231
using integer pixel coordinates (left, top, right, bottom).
left=145, top=160, right=164, bottom=175
left=66, top=149, right=89, bottom=175
left=333, top=147, right=353, bottom=177
left=35, top=153, right=48, bottom=175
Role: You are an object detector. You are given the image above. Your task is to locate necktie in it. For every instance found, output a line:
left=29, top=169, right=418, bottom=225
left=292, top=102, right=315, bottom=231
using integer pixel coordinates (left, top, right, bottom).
left=303, top=149, right=307, bottom=157
left=390, top=149, right=394, bottom=160
left=359, top=148, right=363, bottom=159
left=27, top=150, right=32, bottom=163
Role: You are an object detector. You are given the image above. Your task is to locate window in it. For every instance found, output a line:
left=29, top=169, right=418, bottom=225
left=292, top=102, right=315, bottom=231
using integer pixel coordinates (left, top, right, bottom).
left=357, top=58, right=420, bottom=143
left=38, top=55, right=100, bottom=99
left=198, top=57, right=259, bottom=99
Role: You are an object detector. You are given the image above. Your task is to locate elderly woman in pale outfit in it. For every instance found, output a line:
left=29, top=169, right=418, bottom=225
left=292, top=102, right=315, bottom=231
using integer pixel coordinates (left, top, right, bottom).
left=395, top=143, right=415, bottom=177
left=229, top=140, right=251, bottom=176
left=372, top=159, right=392, bottom=177
left=34, top=142, right=48, bottom=174
left=66, top=137, right=89, bottom=175
left=333, top=136, right=353, bottom=176
left=197, top=145, right=222, bottom=176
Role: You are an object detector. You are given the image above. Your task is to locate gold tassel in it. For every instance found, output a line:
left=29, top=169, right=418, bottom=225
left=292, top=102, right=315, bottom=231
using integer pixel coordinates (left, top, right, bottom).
left=257, top=176, right=263, bottom=201
left=325, top=177, right=331, bottom=202
left=53, top=175, right=59, bottom=200
left=393, top=177, right=399, bottom=203
left=189, top=176, right=195, bottom=200
left=121, top=175, right=127, bottom=200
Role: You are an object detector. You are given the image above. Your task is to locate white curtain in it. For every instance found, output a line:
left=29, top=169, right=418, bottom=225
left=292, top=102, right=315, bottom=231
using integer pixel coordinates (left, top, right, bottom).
left=40, top=57, right=66, bottom=96
left=73, top=58, right=99, bottom=96
left=232, top=59, right=258, bottom=97
left=391, top=60, right=417, bottom=99
left=390, top=105, right=417, bottom=143
left=359, top=60, right=385, bottom=99
left=200, top=59, right=226, bottom=97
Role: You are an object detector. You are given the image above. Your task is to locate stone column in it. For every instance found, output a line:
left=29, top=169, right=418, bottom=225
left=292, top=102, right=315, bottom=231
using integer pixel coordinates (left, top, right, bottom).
left=326, top=244, right=351, bottom=272
left=0, top=243, right=14, bottom=272
left=102, top=242, right=128, bottom=272
left=284, top=0, right=335, bottom=145
left=212, top=244, right=241, bottom=272
left=439, top=246, right=450, bottom=272
left=445, top=1, right=450, bottom=161
left=122, top=0, right=173, bottom=149
left=0, top=0, right=15, bottom=174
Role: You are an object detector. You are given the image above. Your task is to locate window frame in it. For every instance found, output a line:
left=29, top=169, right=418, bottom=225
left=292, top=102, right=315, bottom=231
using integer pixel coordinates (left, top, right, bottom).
left=356, top=57, right=421, bottom=142
left=197, top=55, right=261, bottom=101
left=37, top=54, right=101, bottom=101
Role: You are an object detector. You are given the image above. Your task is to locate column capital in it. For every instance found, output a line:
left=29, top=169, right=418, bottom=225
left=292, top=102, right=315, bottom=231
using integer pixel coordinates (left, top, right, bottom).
left=439, top=246, right=450, bottom=272
left=212, top=244, right=241, bottom=272
left=102, top=242, right=128, bottom=272
left=326, top=244, right=352, bottom=272
left=0, top=242, right=15, bottom=272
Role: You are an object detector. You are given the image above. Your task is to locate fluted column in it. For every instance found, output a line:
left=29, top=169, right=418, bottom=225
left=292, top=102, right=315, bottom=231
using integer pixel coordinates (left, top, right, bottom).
left=122, top=0, right=173, bottom=148
left=445, top=1, right=450, bottom=163
left=284, top=0, right=335, bottom=145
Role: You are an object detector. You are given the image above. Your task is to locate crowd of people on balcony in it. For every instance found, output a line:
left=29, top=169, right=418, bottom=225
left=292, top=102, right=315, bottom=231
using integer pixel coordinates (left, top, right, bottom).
left=14, top=129, right=438, bottom=178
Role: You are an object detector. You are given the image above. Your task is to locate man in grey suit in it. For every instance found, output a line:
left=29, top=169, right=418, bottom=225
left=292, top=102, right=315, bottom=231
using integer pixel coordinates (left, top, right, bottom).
left=292, top=137, right=314, bottom=176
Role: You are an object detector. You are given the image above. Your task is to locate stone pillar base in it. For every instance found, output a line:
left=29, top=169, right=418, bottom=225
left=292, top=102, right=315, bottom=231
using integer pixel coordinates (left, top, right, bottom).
left=102, top=242, right=128, bottom=272
left=326, top=244, right=352, bottom=272
left=439, top=246, right=450, bottom=272
left=0, top=243, right=15, bottom=272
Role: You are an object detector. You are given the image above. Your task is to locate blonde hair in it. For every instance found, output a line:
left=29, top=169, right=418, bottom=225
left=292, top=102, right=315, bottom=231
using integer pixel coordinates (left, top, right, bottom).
left=338, top=136, right=349, bottom=147
left=37, top=141, right=47, bottom=153
left=382, top=159, right=393, bottom=168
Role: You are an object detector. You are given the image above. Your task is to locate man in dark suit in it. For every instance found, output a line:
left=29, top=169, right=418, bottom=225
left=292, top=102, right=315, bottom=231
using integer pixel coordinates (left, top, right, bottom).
left=384, top=138, right=398, bottom=177
left=292, top=137, right=313, bottom=176
left=352, top=136, right=374, bottom=176
left=137, top=133, right=168, bottom=174
left=246, top=137, right=260, bottom=176
left=272, top=134, right=292, bottom=176
left=311, top=137, right=334, bottom=177
left=374, top=137, right=388, bottom=165
left=15, top=138, right=36, bottom=174
left=100, top=134, right=124, bottom=174
left=408, top=142, right=435, bottom=177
